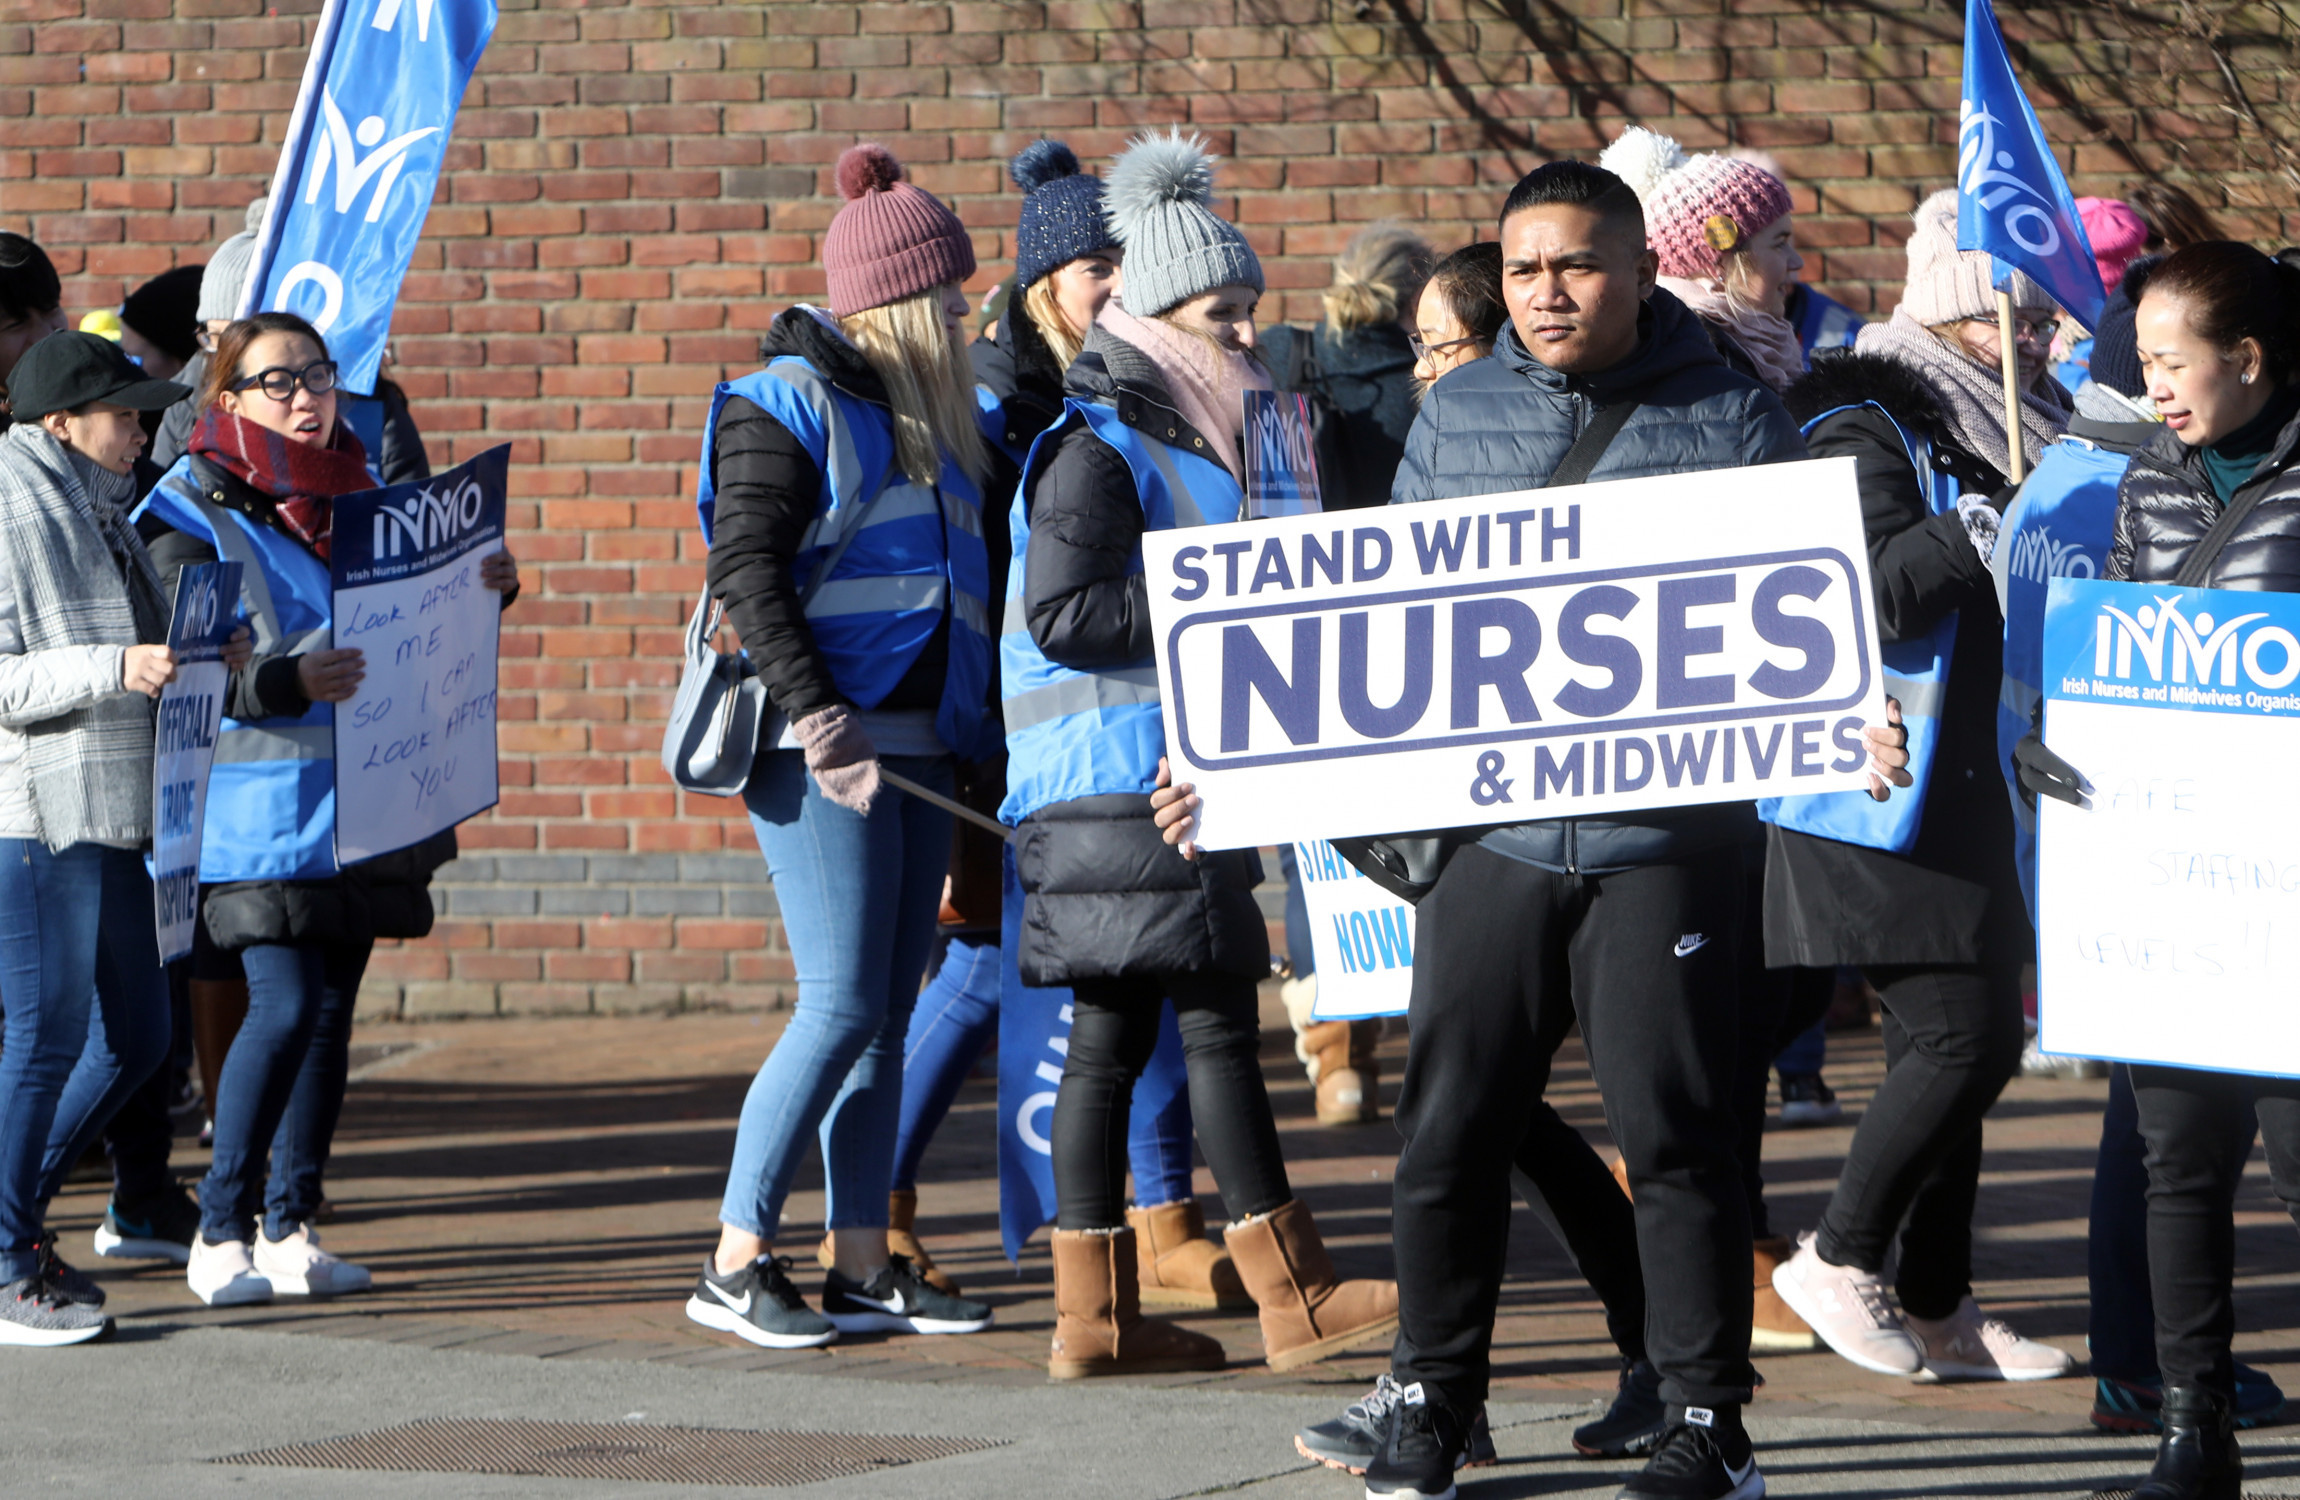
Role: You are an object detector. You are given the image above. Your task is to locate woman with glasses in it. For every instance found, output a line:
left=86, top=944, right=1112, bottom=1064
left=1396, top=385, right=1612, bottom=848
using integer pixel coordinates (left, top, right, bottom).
left=1764, top=190, right=2075, bottom=1383
left=139, top=312, right=519, bottom=1308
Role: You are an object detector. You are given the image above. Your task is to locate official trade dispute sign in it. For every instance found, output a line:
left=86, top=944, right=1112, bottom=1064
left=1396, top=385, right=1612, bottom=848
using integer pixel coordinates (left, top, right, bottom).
left=1142, top=457, right=1885, bottom=850
left=152, top=561, right=242, bottom=963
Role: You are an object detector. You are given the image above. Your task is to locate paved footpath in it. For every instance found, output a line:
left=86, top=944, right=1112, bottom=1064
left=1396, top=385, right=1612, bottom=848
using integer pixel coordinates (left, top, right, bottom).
left=15, top=996, right=2300, bottom=1497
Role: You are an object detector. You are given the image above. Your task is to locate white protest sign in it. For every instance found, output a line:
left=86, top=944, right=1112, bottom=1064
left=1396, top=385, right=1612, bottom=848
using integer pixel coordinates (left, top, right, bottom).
left=2038, top=577, right=2300, bottom=1077
left=1293, top=840, right=1414, bottom=1019
left=1141, top=457, right=1884, bottom=850
left=330, top=445, right=508, bottom=865
left=152, top=560, right=241, bottom=962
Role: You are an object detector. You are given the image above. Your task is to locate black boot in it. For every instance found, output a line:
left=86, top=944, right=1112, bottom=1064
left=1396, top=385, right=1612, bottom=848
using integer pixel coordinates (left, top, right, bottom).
left=2132, top=1386, right=2243, bottom=1500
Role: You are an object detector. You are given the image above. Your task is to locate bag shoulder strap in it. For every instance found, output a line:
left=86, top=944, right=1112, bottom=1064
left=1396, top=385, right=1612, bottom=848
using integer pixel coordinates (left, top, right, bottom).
left=2172, top=470, right=2273, bottom=588
left=1547, top=395, right=1643, bottom=488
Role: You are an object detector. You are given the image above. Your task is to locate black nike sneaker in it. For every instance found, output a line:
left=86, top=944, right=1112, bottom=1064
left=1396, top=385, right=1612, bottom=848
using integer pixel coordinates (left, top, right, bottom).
left=684, top=1254, right=837, bottom=1349
left=821, top=1254, right=992, bottom=1335
left=1296, top=1372, right=1499, bottom=1474
left=93, top=1185, right=202, bottom=1265
left=1615, top=1404, right=1763, bottom=1500
left=1363, top=1381, right=1472, bottom=1500
left=1576, top=1358, right=1668, bottom=1457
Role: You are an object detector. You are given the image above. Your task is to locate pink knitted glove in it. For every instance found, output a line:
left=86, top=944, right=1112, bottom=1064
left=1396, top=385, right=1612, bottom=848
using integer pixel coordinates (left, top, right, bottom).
left=792, top=704, right=881, bottom=815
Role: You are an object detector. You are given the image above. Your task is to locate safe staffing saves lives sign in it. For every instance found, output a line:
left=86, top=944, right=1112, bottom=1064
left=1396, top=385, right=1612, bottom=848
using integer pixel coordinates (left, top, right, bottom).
left=1141, top=457, right=1886, bottom=850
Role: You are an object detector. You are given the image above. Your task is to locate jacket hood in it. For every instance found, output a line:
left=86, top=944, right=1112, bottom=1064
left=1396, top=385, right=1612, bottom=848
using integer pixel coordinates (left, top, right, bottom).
left=763, top=305, right=889, bottom=407
left=1782, top=348, right=1949, bottom=445
left=2066, top=411, right=2161, bottom=453
left=1493, top=286, right=1725, bottom=402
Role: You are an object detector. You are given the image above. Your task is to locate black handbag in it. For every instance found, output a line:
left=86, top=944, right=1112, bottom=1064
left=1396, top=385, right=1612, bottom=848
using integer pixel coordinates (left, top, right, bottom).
left=1328, top=396, right=1643, bottom=904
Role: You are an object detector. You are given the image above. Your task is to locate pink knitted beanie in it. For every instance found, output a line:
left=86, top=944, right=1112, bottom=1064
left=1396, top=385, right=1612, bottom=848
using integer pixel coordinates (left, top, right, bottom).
left=821, top=144, right=977, bottom=318
left=1597, top=127, right=1794, bottom=279
left=2077, top=197, right=2148, bottom=300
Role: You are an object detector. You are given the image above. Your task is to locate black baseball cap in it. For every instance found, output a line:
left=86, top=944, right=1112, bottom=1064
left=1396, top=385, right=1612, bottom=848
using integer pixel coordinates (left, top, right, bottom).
left=8, top=329, right=189, bottom=421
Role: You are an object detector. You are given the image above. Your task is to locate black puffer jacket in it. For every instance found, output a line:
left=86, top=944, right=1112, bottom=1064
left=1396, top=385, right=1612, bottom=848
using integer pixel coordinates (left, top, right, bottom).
left=2108, top=404, right=2300, bottom=589
left=1011, top=320, right=1266, bottom=986
left=970, top=299, right=1067, bottom=463
left=1391, top=288, right=1807, bottom=875
left=1764, top=350, right=2030, bottom=968
left=1261, top=321, right=1419, bottom=510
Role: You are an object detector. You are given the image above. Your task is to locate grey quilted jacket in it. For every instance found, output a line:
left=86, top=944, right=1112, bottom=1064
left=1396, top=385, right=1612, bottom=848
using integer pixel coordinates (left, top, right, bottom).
left=1391, top=288, right=1808, bottom=874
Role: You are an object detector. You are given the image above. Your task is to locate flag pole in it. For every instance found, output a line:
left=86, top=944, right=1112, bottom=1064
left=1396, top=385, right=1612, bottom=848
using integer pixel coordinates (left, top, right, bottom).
left=1996, top=287, right=2026, bottom=485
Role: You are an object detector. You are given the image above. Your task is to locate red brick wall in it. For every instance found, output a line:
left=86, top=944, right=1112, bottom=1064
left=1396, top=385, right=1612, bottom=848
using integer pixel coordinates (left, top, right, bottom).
left=4, top=0, right=2286, bottom=1013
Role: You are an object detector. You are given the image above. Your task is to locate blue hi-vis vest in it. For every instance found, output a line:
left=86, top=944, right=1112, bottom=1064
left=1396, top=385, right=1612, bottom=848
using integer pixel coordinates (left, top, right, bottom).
left=1993, top=437, right=2128, bottom=918
left=137, top=457, right=341, bottom=882
left=1760, top=403, right=1959, bottom=855
left=999, top=400, right=1242, bottom=825
left=698, top=359, right=995, bottom=761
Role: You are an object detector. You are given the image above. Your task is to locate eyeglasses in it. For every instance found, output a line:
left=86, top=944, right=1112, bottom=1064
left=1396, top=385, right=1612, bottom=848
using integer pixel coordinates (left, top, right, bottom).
left=1410, top=333, right=1483, bottom=363
left=231, top=359, right=339, bottom=401
left=1961, top=314, right=2061, bottom=346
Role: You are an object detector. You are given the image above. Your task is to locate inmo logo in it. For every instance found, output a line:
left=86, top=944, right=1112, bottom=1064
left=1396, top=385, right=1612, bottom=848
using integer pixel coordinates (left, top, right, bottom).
left=2009, top=525, right=2096, bottom=586
left=372, top=475, right=488, bottom=559
left=2094, top=594, right=2296, bottom=688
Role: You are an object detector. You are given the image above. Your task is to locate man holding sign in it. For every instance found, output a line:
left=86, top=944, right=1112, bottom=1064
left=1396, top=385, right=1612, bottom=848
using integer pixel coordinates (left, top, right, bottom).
left=1160, top=159, right=1894, bottom=1500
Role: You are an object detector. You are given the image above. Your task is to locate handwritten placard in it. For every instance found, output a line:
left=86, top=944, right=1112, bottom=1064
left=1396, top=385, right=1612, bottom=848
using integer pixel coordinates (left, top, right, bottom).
left=151, top=561, right=241, bottom=962
left=330, top=445, right=507, bottom=865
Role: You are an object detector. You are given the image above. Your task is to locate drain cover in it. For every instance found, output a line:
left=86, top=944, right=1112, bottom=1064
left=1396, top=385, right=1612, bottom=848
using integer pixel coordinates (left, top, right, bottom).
left=222, top=1418, right=1004, bottom=1487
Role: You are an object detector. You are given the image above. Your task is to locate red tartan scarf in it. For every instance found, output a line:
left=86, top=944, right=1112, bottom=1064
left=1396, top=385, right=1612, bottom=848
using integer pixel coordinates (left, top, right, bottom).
left=187, top=407, right=373, bottom=561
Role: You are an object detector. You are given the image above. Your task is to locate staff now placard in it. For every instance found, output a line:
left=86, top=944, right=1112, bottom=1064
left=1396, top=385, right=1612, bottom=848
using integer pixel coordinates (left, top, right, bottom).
left=1293, top=840, right=1414, bottom=1020
left=2038, top=577, right=2300, bottom=1078
left=1140, top=457, right=1884, bottom=850
left=152, top=561, right=242, bottom=963
left=330, top=444, right=508, bottom=865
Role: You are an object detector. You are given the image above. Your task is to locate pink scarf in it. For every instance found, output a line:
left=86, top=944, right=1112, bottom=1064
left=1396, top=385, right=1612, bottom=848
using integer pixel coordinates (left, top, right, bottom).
left=1096, top=301, right=1270, bottom=485
left=1659, top=276, right=1808, bottom=395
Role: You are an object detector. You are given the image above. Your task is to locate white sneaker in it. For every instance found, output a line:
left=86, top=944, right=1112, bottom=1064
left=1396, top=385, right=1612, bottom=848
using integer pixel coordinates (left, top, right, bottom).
left=1770, top=1231, right=1923, bottom=1376
left=254, top=1224, right=372, bottom=1297
left=1906, top=1297, right=2076, bottom=1382
left=187, top=1234, right=274, bottom=1307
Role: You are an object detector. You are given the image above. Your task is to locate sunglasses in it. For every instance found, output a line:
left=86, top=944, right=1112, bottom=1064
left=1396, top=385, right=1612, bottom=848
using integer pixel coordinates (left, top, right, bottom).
left=231, top=359, right=339, bottom=401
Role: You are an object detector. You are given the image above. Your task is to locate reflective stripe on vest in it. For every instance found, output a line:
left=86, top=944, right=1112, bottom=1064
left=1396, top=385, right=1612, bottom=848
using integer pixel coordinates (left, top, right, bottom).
left=1991, top=437, right=2128, bottom=920
left=136, top=457, right=342, bottom=882
left=696, top=356, right=994, bottom=759
left=1759, top=403, right=1959, bottom=855
left=999, top=400, right=1241, bottom=824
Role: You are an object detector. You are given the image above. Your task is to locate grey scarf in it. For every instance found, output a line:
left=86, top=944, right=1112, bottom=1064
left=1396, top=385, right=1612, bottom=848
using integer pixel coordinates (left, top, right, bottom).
left=0, top=425, right=167, bottom=849
left=1857, top=310, right=2071, bottom=478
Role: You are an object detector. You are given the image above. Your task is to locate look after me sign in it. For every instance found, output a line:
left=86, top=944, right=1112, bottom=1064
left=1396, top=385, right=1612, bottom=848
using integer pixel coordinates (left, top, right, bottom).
left=1142, top=457, right=1885, bottom=850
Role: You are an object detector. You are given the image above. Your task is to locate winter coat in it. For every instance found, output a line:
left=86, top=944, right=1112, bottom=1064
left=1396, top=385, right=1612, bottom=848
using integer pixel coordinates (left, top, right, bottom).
left=1260, top=321, right=1419, bottom=510
left=139, top=453, right=462, bottom=949
left=702, top=308, right=956, bottom=728
left=1010, top=324, right=1266, bottom=984
left=2108, top=404, right=2300, bottom=590
left=1391, top=287, right=1807, bottom=876
left=1764, top=349, right=2029, bottom=968
left=970, top=301, right=1067, bottom=467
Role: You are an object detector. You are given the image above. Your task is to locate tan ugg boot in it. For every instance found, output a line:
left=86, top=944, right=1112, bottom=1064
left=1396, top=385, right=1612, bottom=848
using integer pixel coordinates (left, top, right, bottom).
left=1048, top=1226, right=1226, bottom=1380
left=1751, top=1235, right=1820, bottom=1352
left=1128, top=1200, right=1252, bottom=1310
left=1223, top=1199, right=1399, bottom=1372
left=1303, top=1019, right=1382, bottom=1126
left=815, top=1190, right=960, bottom=1294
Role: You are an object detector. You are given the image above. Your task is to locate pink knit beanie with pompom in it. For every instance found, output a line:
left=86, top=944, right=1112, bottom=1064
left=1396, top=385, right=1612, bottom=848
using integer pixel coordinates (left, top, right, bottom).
left=821, top=143, right=976, bottom=318
left=1598, top=127, right=1794, bottom=280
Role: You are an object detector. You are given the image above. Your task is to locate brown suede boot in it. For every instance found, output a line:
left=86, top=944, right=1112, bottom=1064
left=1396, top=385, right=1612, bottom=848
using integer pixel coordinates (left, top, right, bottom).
left=1128, top=1200, right=1252, bottom=1310
left=814, top=1190, right=960, bottom=1295
left=1751, top=1235, right=1820, bottom=1352
left=1223, top=1199, right=1399, bottom=1372
left=1048, top=1226, right=1226, bottom=1380
left=1304, top=1020, right=1382, bottom=1126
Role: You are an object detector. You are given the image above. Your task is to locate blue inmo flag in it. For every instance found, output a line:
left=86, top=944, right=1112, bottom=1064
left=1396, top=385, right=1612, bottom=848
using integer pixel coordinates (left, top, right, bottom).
left=1957, top=0, right=2104, bottom=330
left=240, top=0, right=496, bottom=396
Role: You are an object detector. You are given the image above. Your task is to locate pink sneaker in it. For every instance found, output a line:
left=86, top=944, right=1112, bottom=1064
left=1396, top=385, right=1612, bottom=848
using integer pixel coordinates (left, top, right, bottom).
left=1905, top=1297, right=2076, bottom=1382
left=1769, top=1231, right=1922, bottom=1376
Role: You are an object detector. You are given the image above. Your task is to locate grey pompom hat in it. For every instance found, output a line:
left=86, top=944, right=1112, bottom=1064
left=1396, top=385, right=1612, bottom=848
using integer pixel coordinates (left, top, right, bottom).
left=1101, top=130, right=1262, bottom=318
left=196, top=196, right=269, bottom=323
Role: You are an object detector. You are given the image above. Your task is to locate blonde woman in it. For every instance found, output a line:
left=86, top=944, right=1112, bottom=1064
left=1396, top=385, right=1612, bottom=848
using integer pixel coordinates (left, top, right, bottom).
left=1260, top=221, right=1434, bottom=509
left=686, top=143, right=999, bottom=1349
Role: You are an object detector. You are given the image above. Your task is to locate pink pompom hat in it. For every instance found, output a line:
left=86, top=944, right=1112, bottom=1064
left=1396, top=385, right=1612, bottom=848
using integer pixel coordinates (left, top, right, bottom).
left=1598, top=126, right=1794, bottom=281
left=821, top=143, right=976, bottom=318
left=2077, top=197, right=2148, bottom=301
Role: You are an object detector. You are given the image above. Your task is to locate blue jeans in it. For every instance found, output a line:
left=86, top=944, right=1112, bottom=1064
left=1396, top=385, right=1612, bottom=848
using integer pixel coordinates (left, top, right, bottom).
left=892, top=934, right=1198, bottom=1205
left=1773, top=1015, right=1828, bottom=1076
left=720, top=750, right=953, bottom=1240
left=0, top=841, right=170, bottom=1282
left=199, top=937, right=369, bottom=1244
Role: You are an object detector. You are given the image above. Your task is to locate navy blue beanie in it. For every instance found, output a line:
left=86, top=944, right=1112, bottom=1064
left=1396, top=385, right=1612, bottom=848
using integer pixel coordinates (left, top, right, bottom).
left=1010, top=140, right=1115, bottom=294
left=2088, top=255, right=2159, bottom=399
